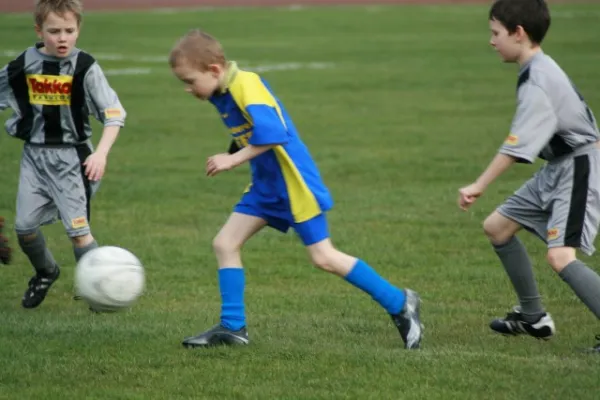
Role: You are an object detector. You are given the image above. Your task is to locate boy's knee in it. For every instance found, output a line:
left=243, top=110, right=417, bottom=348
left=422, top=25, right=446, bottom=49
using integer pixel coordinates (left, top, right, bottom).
left=310, top=251, right=334, bottom=272
left=546, top=247, right=576, bottom=272
left=308, top=243, right=346, bottom=274
left=483, top=212, right=518, bottom=245
left=15, top=220, right=40, bottom=239
left=18, top=230, right=40, bottom=245
left=212, top=234, right=239, bottom=256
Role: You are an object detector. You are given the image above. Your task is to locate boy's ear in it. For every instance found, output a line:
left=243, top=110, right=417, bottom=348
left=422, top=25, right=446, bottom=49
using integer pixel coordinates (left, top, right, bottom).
left=34, top=24, right=43, bottom=39
left=208, top=63, right=223, bottom=76
left=514, top=25, right=528, bottom=43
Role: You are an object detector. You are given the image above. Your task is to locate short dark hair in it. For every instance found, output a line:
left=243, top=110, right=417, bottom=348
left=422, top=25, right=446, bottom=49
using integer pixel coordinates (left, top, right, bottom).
left=489, top=0, right=551, bottom=45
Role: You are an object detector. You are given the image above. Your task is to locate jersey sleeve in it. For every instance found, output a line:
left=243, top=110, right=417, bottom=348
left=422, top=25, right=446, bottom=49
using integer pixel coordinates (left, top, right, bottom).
left=499, top=83, right=558, bottom=163
left=0, top=66, right=9, bottom=112
left=230, top=73, right=288, bottom=146
left=84, top=63, right=127, bottom=127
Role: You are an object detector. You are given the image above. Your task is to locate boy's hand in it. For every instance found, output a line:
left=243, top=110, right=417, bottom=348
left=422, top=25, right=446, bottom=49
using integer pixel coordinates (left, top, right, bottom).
left=206, top=153, right=235, bottom=177
left=458, top=183, right=484, bottom=211
left=84, top=152, right=108, bottom=181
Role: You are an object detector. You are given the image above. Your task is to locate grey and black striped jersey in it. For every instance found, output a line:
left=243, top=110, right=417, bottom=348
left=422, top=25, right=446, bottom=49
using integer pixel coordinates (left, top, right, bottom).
left=0, top=43, right=126, bottom=145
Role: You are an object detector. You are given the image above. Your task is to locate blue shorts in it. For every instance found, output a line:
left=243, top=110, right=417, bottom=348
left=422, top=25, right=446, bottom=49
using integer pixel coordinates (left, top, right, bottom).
left=234, top=194, right=329, bottom=246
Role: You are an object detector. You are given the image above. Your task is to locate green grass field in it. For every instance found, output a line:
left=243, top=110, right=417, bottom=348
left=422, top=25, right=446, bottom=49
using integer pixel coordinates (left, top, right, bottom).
left=1, top=4, right=599, bottom=399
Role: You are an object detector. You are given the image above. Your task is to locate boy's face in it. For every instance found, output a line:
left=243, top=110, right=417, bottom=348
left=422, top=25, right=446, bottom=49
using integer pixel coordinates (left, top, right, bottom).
left=35, top=11, right=80, bottom=58
left=489, top=18, right=522, bottom=63
left=172, top=61, right=223, bottom=101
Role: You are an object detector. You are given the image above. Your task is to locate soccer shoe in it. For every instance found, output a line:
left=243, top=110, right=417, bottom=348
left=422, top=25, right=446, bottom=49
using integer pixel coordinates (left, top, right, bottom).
left=490, top=306, right=555, bottom=340
left=182, top=324, right=249, bottom=348
left=584, top=335, right=600, bottom=353
left=390, top=289, right=423, bottom=349
left=0, top=217, right=11, bottom=265
left=21, top=266, right=60, bottom=309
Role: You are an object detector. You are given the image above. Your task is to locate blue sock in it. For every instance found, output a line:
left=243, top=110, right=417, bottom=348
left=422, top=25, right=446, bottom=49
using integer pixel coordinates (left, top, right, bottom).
left=219, top=268, right=246, bottom=330
left=345, top=259, right=406, bottom=315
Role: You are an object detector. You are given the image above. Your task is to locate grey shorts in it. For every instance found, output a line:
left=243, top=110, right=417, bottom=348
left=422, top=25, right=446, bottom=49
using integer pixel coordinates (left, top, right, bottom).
left=15, top=143, right=100, bottom=237
left=498, top=149, right=600, bottom=255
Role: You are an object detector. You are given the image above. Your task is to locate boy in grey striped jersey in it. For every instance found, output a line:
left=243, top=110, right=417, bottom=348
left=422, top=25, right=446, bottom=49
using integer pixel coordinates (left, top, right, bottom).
left=0, top=0, right=126, bottom=308
left=458, top=0, right=600, bottom=352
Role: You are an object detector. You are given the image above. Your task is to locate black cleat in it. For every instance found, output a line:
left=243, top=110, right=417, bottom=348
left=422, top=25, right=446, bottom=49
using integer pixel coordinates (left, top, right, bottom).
left=584, top=335, right=600, bottom=353
left=182, top=324, right=249, bottom=348
left=490, top=306, right=555, bottom=340
left=22, top=266, right=60, bottom=309
left=390, top=289, right=423, bottom=349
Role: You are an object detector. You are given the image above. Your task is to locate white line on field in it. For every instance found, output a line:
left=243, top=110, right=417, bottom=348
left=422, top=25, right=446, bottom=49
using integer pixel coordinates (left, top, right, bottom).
left=0, top=50, right=168, bottom=63
left=249, top=62, right=334, bottom=72
left=92, top=53, right=168, bottom=63
left=102, top=62, right=335, bottom=76
left=2, top=50, right=335, bottom=76
left=104, top=68, right=153, bottom=76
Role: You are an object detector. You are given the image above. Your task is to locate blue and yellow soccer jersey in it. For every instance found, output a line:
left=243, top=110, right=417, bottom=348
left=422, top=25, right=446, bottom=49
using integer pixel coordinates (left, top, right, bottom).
left=209, top=62, right=333, bottom=224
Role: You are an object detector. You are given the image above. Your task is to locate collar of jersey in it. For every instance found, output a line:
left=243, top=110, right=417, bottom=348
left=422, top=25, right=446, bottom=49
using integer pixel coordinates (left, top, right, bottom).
left=519, top=50, right=544, bottom=73
left=33, top=41, right=79, bottom=64
left=218, top=61, right=239, bottom=94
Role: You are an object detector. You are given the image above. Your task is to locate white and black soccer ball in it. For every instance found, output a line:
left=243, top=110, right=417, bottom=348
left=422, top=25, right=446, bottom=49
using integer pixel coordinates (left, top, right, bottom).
left=75, top=246, right=145, bottom=312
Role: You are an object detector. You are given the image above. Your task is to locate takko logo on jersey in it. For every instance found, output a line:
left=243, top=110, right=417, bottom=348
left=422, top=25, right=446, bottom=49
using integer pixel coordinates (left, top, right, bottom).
left=26, top=74, right=73, bottom=105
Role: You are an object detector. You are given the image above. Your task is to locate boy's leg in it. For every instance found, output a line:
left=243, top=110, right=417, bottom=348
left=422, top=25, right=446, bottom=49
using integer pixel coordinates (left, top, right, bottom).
left=71, top=234, right=98, bottom=301
left=547, top=152, right=600, bottom=351
left=484, top=211, right=545, bottom=320
left=487, top=175, right=556, bottom=339
left=296, top=214, right=422, bottom=349
left=550, top=248, right=600, bottom=319
left=58, top=144, right=99, bottom=262
left=51, top=144, right=99, bottom=299
left=0, top=217, right=11, bottom=265
left=16, top=148, right=61, bottom=309
left=183, top=212, right=267, bottom=348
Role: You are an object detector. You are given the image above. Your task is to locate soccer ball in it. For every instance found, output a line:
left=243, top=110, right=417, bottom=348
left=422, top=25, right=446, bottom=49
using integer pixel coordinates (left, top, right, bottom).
left=75, top=246, right=145, bottom=312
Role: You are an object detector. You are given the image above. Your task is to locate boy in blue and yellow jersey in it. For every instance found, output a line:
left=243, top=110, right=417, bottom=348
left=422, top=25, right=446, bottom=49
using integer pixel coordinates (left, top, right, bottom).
left=169, top=30, right=423, bottom=349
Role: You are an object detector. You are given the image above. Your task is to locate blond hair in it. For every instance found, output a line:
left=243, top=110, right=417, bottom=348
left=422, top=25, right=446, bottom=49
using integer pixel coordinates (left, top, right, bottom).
left=34, top=0, right=83, bottom=27
left=169, top=29, right=227, bottom=71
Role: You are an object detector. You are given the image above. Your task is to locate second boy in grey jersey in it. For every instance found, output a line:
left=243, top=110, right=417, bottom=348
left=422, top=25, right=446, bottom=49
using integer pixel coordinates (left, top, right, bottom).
left=499, top=51, right=600, bottom=255
left=459, top=0, right=600, bottom=353
left=0, top=0, right=126, bottom=309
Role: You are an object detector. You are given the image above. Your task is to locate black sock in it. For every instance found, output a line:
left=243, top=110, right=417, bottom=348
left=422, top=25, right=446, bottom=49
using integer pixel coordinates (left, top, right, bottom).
left=18, top=231, right=57, bottom=276
left=74, top=240, right=99, bottom=262
left=493, top=236, right=544, bottom=322
left=559, top=260, right=600, bottom=319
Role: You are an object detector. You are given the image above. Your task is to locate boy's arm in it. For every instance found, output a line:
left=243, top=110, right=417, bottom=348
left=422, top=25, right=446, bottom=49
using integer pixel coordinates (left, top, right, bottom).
left=206, top=144, right=275, bottom=177
left=230, top=144, right=275, bottom=166
left=207, top=73, right=289, bottom=177
left=84, top=62, right=127, bottom=144
left=231, top=73, right=289, bottom=148
left=459, top=83, right=557, bottom=210
left=498, top=83, right=557, bottom=164
left=0, top=66, right=9, bottom=112
left=228, top=140, right=241, bottom=154
left=83, top=62, right=127, bottom=180
left=93, top=125, right=120, bottom=157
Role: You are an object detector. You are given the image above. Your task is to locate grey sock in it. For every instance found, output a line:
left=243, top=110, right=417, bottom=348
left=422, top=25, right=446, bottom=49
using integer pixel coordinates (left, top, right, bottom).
left=18, top=231, right=57, bottom=276
left=559, top=260, right=600, bottom=319
left=74, top=240, right=99, bottom=262
left=493, top=236, right=544, bottom=322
